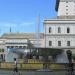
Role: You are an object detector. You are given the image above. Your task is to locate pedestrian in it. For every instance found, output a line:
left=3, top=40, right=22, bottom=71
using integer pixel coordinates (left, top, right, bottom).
left=13, top=58, right=18, bottom=73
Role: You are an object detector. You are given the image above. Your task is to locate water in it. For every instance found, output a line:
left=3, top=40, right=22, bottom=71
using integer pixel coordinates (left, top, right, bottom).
left=56, top=50, right=69, bottom=63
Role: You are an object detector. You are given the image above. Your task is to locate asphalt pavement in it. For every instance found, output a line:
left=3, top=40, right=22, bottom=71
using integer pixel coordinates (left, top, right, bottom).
left=0, top=70, right=70, bottom=75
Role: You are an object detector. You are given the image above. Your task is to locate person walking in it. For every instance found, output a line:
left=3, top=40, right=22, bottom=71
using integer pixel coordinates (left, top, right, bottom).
left=13, top=58, right=18, bottom=72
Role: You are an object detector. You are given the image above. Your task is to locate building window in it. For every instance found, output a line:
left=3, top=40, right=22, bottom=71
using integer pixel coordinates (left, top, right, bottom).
left=67, top=27, right=70, bottom=33
left=66, top=9, right=68, bottom=11
left=66, top=5, right=68, bottom=7
left=66, top=13, right=68, bottom=14
left=67, top=41, right=70, bottom=46
left=58, top=41, right=61, bottom=46
left=58, top=27, right=61, bottom=33
left=66, top=1, right=68, bottom=3
left=49, top=41, right=52, bottom=46
left=49, top=27, right=51, bottom=33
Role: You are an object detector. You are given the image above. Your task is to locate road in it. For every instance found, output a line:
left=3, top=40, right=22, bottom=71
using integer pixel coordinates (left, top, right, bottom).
left=0, top=70, right=72, bottom=75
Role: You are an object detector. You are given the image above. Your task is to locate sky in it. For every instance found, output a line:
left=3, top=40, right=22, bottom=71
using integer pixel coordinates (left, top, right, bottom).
left=0, top=0, right=57, bottom=35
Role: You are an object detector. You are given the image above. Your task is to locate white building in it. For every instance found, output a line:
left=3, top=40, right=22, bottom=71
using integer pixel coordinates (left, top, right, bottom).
left=44, top=0, right=75, bottom=63
left=0, top=33, right=44, bottom=62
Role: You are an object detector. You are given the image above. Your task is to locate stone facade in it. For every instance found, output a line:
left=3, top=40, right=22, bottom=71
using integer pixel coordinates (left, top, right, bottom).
left=56, top=0, right=75, bottom=16
left=0, top=33, right=44, bottom=62
left=43, top=0, right=75, bottom=63
left=44, top=19, right=75, bottom=49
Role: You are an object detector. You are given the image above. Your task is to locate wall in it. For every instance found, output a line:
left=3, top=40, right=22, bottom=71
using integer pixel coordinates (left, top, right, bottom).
left=58, top=1, right=75, bottom=16
left=44, top=20, right=75, bottom=48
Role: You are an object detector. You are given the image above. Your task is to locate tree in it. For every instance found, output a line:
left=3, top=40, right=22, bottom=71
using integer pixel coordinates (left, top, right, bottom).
left=31, top=48, right=63, bottom=69
left=32, top=48, right=63, bottom=59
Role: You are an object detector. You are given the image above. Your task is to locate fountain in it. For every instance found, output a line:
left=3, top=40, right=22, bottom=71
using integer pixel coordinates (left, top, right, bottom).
left=56, top=50, right=69, bottom=63
left=5, top=48, right=18, bottom=62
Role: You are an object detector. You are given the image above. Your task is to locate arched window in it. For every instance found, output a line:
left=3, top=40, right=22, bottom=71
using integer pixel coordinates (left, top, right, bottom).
left=49, top=27, right=51, bottom=33
left=58, top=27, right=61, bottom=33
left=67, top=27, right=70, bottom=33
left=49, top=41, right=52, bottom=46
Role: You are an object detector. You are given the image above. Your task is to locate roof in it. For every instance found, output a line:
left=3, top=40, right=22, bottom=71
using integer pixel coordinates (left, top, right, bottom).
left=1, top=33, right=44, bottom=39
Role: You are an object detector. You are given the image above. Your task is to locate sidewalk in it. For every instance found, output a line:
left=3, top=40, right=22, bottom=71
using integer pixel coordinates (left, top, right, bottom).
left=0, top=70, right=66, bottom=75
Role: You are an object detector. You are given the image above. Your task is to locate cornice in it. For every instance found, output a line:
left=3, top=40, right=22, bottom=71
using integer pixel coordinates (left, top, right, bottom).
left=47, top=46, right=75, bottom=49
left=44, top=34, right=75, bottom=36
left=44, top=19, right=75, bottom=24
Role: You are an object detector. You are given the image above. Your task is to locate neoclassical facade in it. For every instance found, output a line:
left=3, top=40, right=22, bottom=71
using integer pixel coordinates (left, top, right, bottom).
left=0, top=33, right=44, bottom=62
left=44, top=19, right=75, bottom=53
left=43, top=0, right=75, bottom=62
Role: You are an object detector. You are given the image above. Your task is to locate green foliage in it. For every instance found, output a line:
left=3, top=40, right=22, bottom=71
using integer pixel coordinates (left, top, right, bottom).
left=0, top=49, right=4, bottom=52
left=72, top=54, right=75, bottom=60
left=31, top=48, right=63, bottom=68
left=32, top=48, right=63, bottom=57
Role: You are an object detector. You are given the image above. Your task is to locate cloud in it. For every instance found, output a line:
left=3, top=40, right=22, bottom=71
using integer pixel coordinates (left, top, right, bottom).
left=20, top=22, right=34, bottom=26
left=0, top=22, right=34, bottom=28
left=0, top=23, right=17, bottom=27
